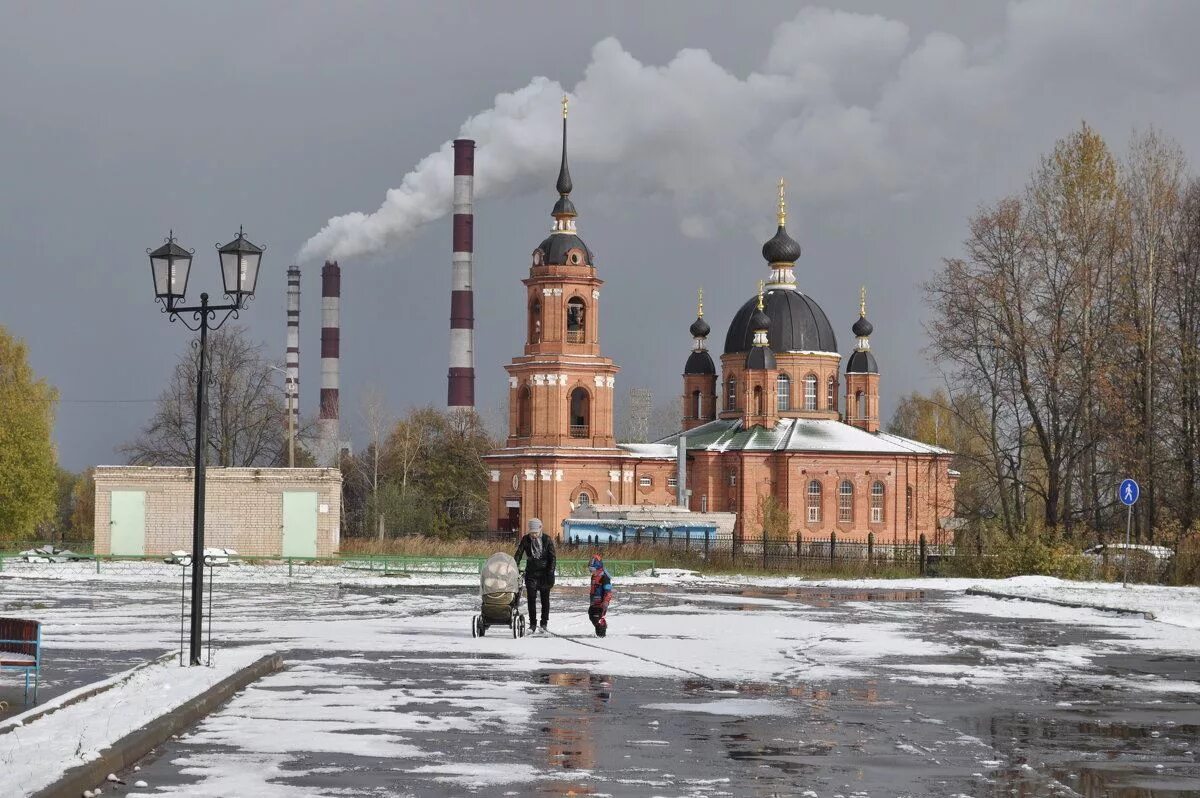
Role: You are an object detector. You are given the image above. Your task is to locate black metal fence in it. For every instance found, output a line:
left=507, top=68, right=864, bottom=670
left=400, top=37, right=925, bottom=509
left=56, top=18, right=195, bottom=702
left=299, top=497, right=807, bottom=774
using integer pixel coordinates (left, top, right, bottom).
left=561, top=531, right=942, bottom=575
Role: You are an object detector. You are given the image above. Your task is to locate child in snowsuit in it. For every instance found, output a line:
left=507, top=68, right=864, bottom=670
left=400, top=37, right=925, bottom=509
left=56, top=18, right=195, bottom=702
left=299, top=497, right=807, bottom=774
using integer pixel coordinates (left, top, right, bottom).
left=587, top=555, right=612, bottom=637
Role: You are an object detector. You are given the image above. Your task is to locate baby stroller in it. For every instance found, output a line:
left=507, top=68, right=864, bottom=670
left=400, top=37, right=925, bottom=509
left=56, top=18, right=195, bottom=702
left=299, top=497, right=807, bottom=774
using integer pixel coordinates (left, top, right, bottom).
left=472, top=552, right=527, bottom=638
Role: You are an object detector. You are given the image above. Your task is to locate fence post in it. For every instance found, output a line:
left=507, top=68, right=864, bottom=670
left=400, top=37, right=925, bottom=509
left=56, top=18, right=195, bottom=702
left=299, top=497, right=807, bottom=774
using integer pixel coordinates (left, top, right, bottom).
left=763, top=533, right=768, bottom=569
left=829, top=531, right=836, bottom=566
left=288, top=558, right=293, bottom=578
left=919, top=534, right=927, bottom=576
left=704, top=533, right=710, bottom=557
left=796, top=533, right=802, bottom=560
left=867, top=531, right=874, bottom=566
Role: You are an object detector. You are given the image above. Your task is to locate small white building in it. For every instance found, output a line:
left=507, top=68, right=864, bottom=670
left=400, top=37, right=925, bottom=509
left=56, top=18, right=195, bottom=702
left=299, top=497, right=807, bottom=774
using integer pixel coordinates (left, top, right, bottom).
left=93, top=466, right=342, bottom=558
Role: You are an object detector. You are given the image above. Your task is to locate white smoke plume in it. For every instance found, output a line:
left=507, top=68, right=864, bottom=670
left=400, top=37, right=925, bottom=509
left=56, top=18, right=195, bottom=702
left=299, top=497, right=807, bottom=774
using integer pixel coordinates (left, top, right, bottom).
left=299, top=3, right=1189, bottom=263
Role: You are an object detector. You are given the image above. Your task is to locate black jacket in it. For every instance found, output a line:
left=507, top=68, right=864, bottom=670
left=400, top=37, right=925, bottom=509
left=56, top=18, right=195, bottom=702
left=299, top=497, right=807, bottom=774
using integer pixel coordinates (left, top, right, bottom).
left=514, top=533, right=556, bottom=585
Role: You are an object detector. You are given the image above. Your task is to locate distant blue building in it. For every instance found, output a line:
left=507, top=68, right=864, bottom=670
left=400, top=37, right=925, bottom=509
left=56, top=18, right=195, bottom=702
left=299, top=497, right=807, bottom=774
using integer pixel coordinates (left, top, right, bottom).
left=561, top=506, right=725, bottom=548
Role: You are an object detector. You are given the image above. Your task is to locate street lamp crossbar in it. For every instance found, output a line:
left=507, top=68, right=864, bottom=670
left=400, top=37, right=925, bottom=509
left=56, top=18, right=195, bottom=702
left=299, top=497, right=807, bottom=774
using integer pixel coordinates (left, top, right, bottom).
left=149, top=229, right=264, bottom=666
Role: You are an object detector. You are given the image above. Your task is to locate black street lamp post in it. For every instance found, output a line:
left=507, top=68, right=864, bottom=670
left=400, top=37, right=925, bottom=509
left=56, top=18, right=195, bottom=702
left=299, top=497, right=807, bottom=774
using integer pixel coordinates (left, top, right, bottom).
left=148, top=228, right=264, bottom=666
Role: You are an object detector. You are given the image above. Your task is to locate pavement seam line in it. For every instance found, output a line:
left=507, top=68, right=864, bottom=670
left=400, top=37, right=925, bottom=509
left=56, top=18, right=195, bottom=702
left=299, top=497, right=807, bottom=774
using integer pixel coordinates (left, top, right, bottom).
left=964, top=587, right=1157, bottom=620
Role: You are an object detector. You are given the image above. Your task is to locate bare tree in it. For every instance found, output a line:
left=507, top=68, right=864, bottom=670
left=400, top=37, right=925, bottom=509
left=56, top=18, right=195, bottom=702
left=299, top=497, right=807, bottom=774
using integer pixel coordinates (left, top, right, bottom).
left=358, top=386, right=393, bottom=538
left=1109, top=129, right=1186, bottom=539
left=122, top=326, right=294, bottom=467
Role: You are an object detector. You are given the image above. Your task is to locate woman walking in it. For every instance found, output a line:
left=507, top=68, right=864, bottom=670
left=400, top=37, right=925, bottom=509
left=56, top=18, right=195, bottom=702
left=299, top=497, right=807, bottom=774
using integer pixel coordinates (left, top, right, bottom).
left=514, top=518, right=556, bottom=634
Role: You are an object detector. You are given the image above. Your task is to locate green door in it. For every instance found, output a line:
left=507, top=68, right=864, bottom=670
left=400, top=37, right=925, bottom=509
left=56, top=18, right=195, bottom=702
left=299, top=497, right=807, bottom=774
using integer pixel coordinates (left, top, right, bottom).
left=110, top=491, right=146, bottom=555
left=282, top=492, right=319, bottom=558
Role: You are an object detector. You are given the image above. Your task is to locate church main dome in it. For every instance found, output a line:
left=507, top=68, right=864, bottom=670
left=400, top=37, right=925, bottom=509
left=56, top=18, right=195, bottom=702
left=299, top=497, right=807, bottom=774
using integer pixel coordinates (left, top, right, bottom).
left=723, top=288, right=838, bottom=355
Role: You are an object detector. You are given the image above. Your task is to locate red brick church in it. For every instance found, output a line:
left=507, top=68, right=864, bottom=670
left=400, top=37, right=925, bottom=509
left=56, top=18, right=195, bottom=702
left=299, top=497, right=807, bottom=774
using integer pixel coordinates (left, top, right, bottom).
left=484, top=102, right=956, bottom=544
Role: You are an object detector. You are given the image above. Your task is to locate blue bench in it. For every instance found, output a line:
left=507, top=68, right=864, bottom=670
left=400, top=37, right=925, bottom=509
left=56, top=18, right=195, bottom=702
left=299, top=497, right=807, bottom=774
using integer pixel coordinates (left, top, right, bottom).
left=0, top=618, right=41, bottom=705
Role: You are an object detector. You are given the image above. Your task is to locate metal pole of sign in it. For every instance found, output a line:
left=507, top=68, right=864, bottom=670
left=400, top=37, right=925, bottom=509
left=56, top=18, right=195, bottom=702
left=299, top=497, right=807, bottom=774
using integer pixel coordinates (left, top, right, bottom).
left=1124, top=503, right=1132, bottom=588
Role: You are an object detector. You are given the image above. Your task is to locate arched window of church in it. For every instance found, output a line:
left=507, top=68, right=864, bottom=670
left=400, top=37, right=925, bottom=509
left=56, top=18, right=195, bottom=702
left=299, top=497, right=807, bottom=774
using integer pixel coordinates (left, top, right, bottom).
left=827, top=376, right=836, bottom=410
left=905, top=486, right=913, bottom=522
left=753, top=385, right=764, bottom=415
left=569, top=387, right=590, bottom=438
left=838, top=479, right=854, bottom=523
left=871, top=481, right=885, bottom=523
left=776, top=374, right=790, bottom=411
left=856, top=390, right=866, bottom=420
left=804, top=373, right=818, bottom=410
left=566, top=297, right=586, bottom=343
left=517, top=386, right=532, bottom=437
left=727, top=377, right=737, bottom=411
left=529, top=299, right=541, bottom=344
left=577, top=492, right=591, bottom=507
left=692, top=389, right=702, bottom=419
left=807, top=480, right=821, bottom=523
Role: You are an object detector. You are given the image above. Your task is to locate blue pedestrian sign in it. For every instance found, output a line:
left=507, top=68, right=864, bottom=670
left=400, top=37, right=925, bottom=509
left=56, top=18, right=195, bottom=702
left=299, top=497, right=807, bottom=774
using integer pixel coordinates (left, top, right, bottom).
left=1118, top=478, right=1140, bottom=507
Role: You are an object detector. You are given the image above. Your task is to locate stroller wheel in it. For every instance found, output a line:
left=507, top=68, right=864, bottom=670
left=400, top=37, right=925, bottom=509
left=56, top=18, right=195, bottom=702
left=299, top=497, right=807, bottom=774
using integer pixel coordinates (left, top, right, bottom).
left=471, top=615, right=478, bottom=638
left=475, top=615, right=486, bottom=638
left=517, top=615, right=526, bottom=638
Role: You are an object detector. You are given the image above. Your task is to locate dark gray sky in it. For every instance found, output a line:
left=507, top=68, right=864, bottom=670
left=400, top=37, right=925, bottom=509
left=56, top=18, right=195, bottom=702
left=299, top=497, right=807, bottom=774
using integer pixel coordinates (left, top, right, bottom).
left=4, top=1, right=1200, bottom=470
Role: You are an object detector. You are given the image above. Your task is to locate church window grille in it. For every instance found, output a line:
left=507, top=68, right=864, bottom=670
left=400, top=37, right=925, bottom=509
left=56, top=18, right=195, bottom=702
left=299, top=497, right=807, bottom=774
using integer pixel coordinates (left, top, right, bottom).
left=827, top=376, right=836, bottom=410
left=871, top=481, right=885, bottom=523
left=805, top=374, right=818, bottom=410
left=839, top=480, right=854, bottom=523
left=727, top=378, right=737, bottom=411
left=776, top=374, right=790, bottom=411
left=807, top=480, right=821, bottom=523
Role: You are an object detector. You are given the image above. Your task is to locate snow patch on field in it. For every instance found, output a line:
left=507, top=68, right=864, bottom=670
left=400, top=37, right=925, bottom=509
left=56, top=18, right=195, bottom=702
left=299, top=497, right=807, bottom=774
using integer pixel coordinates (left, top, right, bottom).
left=965, top=577, right=1200, bottom=629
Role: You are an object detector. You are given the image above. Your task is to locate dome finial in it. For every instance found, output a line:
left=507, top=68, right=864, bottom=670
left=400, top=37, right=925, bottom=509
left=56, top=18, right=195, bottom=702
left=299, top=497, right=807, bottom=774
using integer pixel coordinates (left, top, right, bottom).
left=778, top=178, right=786, bottom=227
left=860, top=285, right=866, bottom=318
left=698, top=286, right=704, bottom=317
left=757, top=280, right=765, bottom=312
left=555, top=96, right=573, bottom=198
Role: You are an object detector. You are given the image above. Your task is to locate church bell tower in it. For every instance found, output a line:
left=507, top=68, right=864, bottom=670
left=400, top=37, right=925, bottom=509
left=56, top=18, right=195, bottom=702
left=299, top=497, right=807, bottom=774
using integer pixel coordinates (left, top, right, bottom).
left=504, top=96, right=618, bottom=448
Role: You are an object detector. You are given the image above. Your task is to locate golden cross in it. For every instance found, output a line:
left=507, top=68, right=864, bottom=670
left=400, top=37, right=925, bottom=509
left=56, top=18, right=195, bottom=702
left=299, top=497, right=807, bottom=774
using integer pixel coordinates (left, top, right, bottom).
left=777, top=178, right=786, bottom=226
left=860, top=285, right=866, bottom=317
left=757, top=280, right=765, bottom=311
left=562, top=94, right=569, bottom=118
left=698, top=286, right=704, bottom=317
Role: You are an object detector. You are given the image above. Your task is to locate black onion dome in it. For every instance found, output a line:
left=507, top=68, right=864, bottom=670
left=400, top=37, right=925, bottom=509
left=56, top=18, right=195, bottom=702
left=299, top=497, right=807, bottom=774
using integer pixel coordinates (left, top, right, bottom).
left=724, top=288, right=838, bottom=354
left=745, top=345, right=777, bottom=370
left=535, top=233, right=593, bottom=266
left=852, top=315, right=873, bottom=337
left=689, top=316, right=711, bottom=338
left=847, top=349, right=878, bottom=374
left=761, top=225, right=802, bottom=264
left=552, top=195, right=577, bottom=217
left=685, top=349, right=716, bottom=375
left=749, top=307, right=771, bottom=331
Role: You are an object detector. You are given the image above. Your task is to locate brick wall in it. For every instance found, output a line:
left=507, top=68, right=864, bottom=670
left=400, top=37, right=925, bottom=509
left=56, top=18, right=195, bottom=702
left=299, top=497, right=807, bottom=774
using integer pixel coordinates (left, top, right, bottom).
left=93, top=466, right=343, bottom=557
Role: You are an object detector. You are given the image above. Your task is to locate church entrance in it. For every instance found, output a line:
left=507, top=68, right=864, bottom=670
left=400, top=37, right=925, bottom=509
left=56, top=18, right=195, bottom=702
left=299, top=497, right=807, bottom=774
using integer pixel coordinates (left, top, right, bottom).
left=505, top=500, right=521, bottom=534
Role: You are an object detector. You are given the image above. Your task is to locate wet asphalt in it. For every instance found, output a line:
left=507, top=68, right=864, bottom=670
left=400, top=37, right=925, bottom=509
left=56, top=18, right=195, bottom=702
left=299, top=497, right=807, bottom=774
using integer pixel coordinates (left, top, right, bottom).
left=3, top=580, right=1198, bottom=797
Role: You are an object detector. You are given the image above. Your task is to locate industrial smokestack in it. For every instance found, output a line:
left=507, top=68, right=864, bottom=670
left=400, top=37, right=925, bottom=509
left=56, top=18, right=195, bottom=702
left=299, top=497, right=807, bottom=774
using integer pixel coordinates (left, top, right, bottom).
left=448, top=138, right=476, bottom=409
left=319, top=260, right=341, bottom=466
left=285, top=264, right=301, bottom=429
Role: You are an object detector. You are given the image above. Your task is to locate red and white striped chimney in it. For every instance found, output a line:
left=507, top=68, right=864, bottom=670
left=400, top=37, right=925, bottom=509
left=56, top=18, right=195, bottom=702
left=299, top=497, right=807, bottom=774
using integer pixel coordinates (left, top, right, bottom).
left=319, top=260, right=341, bottom=465
left=447, top=138, right=475, bottom=409
left=285, top=264, right=301, bottom=428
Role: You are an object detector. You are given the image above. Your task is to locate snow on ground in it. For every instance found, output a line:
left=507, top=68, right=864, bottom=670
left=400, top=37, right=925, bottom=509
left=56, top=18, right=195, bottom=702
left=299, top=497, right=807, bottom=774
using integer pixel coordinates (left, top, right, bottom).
left=0, top=646, right=272, bottom=797
left=962, top=575, right=1200, bottom=629
left=3, top=569, right=1199, bottom=795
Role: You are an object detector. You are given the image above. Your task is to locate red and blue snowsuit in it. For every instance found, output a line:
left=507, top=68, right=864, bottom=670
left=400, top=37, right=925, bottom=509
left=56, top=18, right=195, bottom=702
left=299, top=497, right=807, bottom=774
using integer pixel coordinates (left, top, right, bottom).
left=587, top=555, right=612, bottom=637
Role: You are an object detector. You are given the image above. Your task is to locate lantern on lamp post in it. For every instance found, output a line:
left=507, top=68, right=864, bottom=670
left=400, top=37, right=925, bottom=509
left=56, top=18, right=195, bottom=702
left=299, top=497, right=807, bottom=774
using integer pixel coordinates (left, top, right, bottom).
left=148, top=227, right=265, bottom=666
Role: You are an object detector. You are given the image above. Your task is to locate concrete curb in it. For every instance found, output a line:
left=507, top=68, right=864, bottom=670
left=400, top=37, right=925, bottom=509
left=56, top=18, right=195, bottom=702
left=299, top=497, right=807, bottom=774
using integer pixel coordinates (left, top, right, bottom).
left=965, top=587, right=1157, bottom=620
left=33, top=653, right=283, bottom=798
